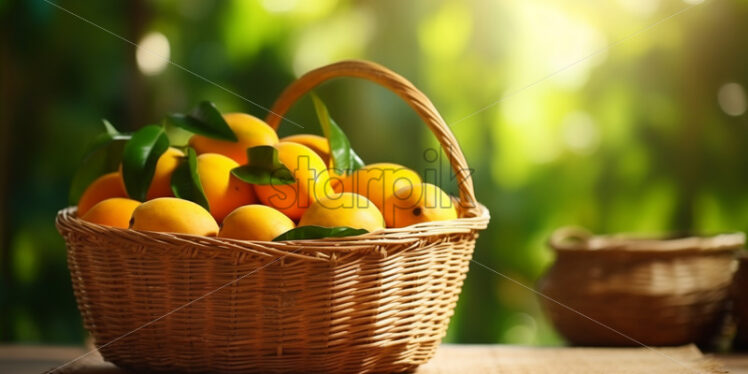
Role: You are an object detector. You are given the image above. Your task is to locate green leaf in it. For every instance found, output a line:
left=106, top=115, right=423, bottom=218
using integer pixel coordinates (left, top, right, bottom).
left=69, top=136, right=129, bottom=205
left=78, top=120, right=128, bottom=161
left=165, top=101, right=238, bottom=142
left=102, top=119, right=119, bottom=136
left=69, top=119, right=130, bottom=204
left=273, top=226, right=369, bottom=241
left=231, top=145, right=295, bottom=185
left=122, top=125, right=170, bottom=201
left=310, top=92, right=364, bottom=175
left=170, top=147, right=210, bottom=211
left=81, top=132, right=130, bottom=161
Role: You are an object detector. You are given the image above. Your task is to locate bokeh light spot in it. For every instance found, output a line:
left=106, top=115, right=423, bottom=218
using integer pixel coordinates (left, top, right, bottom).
left=717, top=82, right=747, bottom=117
left=502, top=313, right=538, bottom=345
left=136, top=32, right=171, bottom=76
left=562, top=111, right=600, bottom=154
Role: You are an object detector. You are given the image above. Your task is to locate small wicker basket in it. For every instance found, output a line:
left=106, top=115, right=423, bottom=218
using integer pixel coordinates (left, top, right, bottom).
left=539, top=227, right=743, bottom=347
left=56, top=60, right=489, bottom=373
left=731, top=252, right=748, bottom=348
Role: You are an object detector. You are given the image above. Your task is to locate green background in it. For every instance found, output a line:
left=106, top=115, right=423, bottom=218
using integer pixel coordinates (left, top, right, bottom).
left=2, top=0, right=748, bottom=345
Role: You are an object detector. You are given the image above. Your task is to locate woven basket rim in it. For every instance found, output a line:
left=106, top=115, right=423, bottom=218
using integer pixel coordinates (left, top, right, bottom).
left=549, top=226, right=744, bottom=254
left=57, top=204, right=489, bottom=262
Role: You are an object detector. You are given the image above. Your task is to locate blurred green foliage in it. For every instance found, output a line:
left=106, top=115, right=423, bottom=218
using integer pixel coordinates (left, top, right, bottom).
left=2, top=0, right=748, bottom=346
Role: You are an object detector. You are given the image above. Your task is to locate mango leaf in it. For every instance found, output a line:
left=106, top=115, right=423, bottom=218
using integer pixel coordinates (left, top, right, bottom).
left=310, top=92, right=364, bottom=175
left=170, top=147, right=210, bottom=211
left=102, top=118, right=119, bottom=136
left=69, top=119, right=130, bottom=204
left=231, top=145, right=295, bottom=185
left=122, top=125, right=170, bottom=201
left=165, top=101, right=237, bottom=142
left=69, top=137, right=129, bottom=205
left=80, top=119, right=129, bottom=159
left=273, top=226, right=369, bottom=241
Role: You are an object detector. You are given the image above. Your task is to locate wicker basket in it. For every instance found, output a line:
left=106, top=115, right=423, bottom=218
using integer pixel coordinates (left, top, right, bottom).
left=731, top=252, right=748, bottom=348
left=538, top=227, right=742, bottom=347
left=56, top=60, right=490, bottom=373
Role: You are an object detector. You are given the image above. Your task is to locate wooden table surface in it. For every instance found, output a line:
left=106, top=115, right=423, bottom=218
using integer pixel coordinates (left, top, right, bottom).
left=1, top=344, right=747, bottom=373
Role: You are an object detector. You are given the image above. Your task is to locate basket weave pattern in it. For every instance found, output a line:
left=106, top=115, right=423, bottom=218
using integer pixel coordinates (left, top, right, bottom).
left=539, top=228, right=742, bottom=346
left=56, top=60, right=489, bottom=373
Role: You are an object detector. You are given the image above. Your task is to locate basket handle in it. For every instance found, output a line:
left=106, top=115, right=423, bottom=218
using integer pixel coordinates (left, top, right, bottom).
left=265, top=60, right=479, bottom=216
left=549, top=226, right=592, bottom=250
